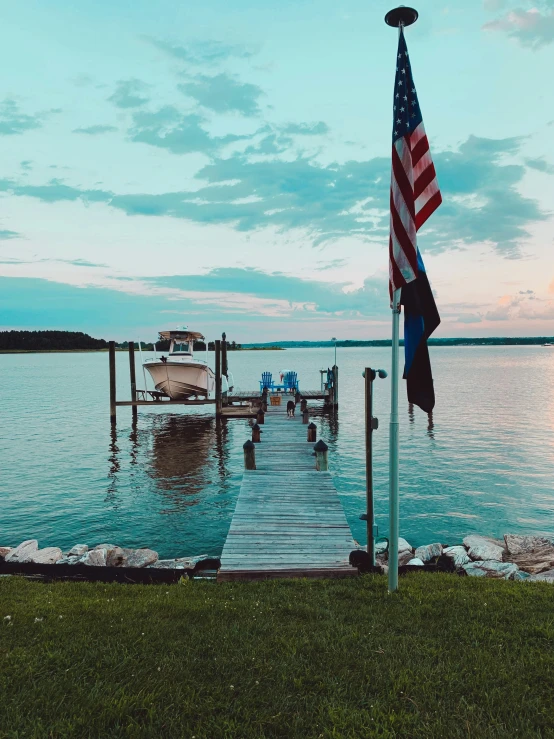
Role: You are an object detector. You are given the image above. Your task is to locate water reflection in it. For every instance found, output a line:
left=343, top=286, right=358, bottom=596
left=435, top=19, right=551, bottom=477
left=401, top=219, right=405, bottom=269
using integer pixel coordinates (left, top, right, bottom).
left=149, top=414, right=215, bottom=496
left=427, top=412, right=435, bottom=440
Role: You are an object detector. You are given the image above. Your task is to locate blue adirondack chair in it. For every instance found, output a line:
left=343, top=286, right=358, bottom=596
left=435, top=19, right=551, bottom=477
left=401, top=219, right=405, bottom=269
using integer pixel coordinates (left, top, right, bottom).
left=259, top=371, right=274, bottom=391
left=283, top=371, right=298, bottom=393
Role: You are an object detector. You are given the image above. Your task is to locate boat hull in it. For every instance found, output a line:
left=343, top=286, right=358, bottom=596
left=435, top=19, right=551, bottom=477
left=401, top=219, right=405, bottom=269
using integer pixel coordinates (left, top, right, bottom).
left=144, top=361, right=215, bottom=400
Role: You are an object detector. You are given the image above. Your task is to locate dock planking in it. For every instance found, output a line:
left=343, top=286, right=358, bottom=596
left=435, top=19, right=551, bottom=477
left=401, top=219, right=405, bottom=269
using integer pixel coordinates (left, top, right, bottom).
left=218, top=401, right=356, bottom=581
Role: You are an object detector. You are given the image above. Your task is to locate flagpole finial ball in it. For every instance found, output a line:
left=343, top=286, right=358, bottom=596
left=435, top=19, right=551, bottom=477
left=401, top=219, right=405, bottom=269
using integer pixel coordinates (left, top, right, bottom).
left=385, top=6, right=418, bottom=27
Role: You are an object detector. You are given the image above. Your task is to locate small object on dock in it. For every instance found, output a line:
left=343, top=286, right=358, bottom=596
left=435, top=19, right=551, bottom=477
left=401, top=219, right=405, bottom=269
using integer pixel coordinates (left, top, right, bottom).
left=302, top=408, right=309, bottom=424
left=307, top=422, right=317, bottom=442
left=270, top=395, right=281, bottom=406
left=243, top=439, right=256, bottom=470
left=252, top=423, right=262, bottom=443
left=314, top=439, right=329, bottom=471
left=256, top=407, right=265, bottom=425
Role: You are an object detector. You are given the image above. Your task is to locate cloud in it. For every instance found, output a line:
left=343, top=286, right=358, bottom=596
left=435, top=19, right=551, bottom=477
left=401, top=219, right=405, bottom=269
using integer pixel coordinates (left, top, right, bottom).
left=178, top=73, right=263, bottom=116
left=526, top=157, right=554, bottom=174
left=315, top=258, right=348, bottom=271
left=483, top=6, right=554, bottom=48
left=0, top=135, right=546, bottom=259
left=0, top=98, right=52, bottom=136
left=457, top=313, right=483, bottom=323
left=282, top=122, right=329, bottom=136
left=72, top=125, right=118, bottom=135
left=129, top=108, right=248, bottom=155
left=0, top=229, right=20, bottom=240
left=485, top=291, right=554, bottom=321
left=483, top=0, right=506, bottom=10
left=146, top=38, right=255, bottom=65
left=108, top=79, right=150, bottom=109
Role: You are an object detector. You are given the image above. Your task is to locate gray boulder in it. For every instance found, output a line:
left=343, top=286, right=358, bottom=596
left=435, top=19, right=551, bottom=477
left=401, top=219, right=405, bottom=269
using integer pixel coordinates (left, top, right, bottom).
left=29, top=547, right=63, bottom=564
left=414, top=543, right=443, bottom=562
left=443, top=546, right=471, bottom=567
left=5, top=539, right=38, bottom=563
left=56, top=555, right=84, bottom=565
left=463, top=560, right=518, bottom=579
left=463, top=535, right=505, bottom=562
left=82, top=549, right=107, bottom=566
left=407, top=557, right=424, bottom=566
left=125, top=549, right=158, bottom=568
left=106, top=546, right=126, bottom=567
left=149, top=560, right=188, bottom=569
left=68, top=544, right=88, bottom=557
left=529, top=569, right=554, bottom=582
left=0, top=547, right=12, bottom=561
left=511, top=570, right=531, bottom=581
left=504, top=534, right=553, bottom=556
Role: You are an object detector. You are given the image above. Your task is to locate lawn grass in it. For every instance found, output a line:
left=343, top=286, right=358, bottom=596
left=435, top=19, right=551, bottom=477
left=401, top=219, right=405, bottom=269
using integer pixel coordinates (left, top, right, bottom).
left=1, top=574, right=553, bottom=738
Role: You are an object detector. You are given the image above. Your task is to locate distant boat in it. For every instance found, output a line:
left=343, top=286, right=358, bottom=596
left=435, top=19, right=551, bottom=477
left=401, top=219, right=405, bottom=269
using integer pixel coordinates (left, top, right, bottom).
left=543, top=343, right=553, bottom=347
left=144, top=329, right=232, bottom=400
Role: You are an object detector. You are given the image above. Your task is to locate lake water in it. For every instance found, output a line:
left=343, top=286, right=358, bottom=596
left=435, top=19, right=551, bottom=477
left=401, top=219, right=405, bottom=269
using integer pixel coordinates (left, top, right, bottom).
left=1, top=346, right=553, bottom=558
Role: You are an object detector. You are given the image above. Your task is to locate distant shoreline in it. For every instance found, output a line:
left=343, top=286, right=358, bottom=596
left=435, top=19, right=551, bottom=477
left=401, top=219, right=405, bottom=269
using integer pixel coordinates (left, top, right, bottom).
left=1, top=340, right=553, bottom=354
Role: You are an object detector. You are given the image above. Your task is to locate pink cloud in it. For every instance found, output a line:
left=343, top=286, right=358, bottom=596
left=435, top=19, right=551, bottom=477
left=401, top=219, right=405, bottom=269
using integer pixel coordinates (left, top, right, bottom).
left=483, top=7, right=554, bottom=48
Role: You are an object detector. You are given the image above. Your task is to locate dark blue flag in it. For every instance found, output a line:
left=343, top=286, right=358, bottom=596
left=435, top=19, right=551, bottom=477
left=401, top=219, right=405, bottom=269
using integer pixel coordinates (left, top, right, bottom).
left=401, top=248, right=440, bottom=413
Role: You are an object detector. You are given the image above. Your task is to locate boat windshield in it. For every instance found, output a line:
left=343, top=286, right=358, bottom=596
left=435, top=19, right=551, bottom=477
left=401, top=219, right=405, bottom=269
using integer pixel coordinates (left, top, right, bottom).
left=171, top=342, right=192, bottom=355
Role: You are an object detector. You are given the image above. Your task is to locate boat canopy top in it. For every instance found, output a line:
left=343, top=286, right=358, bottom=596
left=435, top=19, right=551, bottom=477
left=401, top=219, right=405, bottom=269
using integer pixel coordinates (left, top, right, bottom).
left=158, top=330, right=205, bottom=342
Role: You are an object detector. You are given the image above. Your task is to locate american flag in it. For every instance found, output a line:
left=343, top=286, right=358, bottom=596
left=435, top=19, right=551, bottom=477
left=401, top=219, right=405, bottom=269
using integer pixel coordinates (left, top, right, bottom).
left=389, top=28, right=442, bottom=298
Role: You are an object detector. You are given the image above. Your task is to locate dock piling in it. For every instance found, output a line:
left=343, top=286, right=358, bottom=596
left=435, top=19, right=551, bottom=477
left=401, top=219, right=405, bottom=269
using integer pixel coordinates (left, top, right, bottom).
left=302, top=408, right=309, bottom=424
left=256, top=407, right=265, bottom=425
left=307, top=422, right=317, bottom=442
left=314, top=439, right=329, bottom=471
left=252, top=423, right=262, bottom=443
left=243, top=439, right=256, bottom=470
left=332, top=364, right=339, bottom=408
left=109, top=341, right=116, bottom=424
left=215, top=339, right=222, bottom=416
left=128, top=341, right=138, bottom=422
left=300, top=398, right=307, bottom=412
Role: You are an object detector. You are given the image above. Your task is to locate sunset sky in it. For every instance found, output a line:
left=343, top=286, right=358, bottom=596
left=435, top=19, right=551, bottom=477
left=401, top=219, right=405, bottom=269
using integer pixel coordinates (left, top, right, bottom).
left=0, top=0, right=553, bottom=342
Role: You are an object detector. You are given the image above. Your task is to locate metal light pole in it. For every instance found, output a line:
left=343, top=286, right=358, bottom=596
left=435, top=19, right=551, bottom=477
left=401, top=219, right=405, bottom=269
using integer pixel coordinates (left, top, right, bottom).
left=385, top=4, right=419, bottom=592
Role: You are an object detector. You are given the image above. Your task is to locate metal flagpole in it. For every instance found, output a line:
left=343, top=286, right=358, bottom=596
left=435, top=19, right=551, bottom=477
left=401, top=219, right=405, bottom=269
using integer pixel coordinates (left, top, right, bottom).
left=385, top=5, right=419, bottom=593
left=388, top=288, right=401, bottom=591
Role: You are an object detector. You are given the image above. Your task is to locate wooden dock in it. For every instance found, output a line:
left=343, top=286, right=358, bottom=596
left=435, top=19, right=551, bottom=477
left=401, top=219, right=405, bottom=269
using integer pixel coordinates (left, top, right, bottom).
left=218, top=403, right=356, bottom=581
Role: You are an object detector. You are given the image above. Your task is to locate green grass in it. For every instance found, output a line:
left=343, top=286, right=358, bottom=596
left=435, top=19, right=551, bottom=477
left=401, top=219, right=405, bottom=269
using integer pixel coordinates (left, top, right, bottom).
left=1, top=574, right=554, bottom=738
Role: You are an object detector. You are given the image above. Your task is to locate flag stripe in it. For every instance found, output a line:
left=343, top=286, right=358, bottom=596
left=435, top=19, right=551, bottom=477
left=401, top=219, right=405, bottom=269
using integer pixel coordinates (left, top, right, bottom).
left=415, top=189, right=443, bottom=230
left=413, top=161, right=437, bottom=200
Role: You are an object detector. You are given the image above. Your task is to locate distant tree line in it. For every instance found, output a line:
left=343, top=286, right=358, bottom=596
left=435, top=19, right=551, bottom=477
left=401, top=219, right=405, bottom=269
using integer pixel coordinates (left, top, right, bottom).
left=0, top=330, right=108, bottom=351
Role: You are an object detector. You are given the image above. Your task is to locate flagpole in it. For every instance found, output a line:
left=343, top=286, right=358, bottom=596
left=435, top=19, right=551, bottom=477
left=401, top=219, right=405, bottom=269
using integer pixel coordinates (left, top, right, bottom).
left=385, top=5, right=419, bottom=593
left=388, top=288, right=401, bottom=591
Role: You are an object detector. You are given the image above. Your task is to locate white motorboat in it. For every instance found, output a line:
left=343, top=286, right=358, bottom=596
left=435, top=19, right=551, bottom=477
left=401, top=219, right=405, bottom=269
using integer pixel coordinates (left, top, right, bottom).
left=143, top=329, right=232, bottom=400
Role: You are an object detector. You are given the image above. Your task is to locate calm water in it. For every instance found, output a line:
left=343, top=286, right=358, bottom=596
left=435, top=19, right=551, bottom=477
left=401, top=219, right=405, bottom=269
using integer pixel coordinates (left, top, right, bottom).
left=1, top=347, right=553, bottom=557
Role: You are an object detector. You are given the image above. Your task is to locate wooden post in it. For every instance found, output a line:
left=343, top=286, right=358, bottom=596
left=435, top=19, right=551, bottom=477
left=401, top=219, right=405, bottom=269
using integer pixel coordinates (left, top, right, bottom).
left=221, top=332, right=228, bottom=379
left=365, top=368, right=376, bottom=566
left=300, top=398, right=307, bottom=412
left=314, top=439, right=329, bottom=471
left=109, top=341, right=116, bottom=424
left=333, top=364, right=339, bottom=408
left=215, top=339, right=222, bottom=416
left=295, top=391, right=301, bottom=405
left=261, top=387, right=268, bottom=412
left=128, top=341, right=137, bottom=422
left=252, top=423, right=261, bottom=443
left=307, top=422, right=316, bottom=442
left=302, top=408, right=309, bottom=424
left=256, top=407, right=265, bottom=425
left=243, top=439, right=256, bottom=470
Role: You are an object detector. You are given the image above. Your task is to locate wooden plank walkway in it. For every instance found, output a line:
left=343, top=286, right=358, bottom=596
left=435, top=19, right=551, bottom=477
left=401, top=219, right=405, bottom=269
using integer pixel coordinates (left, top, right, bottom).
left=218, top=403, right=356, bottom=581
